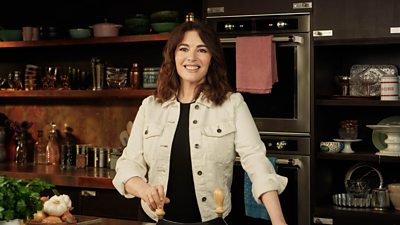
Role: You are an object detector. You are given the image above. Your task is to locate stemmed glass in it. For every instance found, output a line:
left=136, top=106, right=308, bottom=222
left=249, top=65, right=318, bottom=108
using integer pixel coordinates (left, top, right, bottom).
left=335, top=75, right=351, bottom=96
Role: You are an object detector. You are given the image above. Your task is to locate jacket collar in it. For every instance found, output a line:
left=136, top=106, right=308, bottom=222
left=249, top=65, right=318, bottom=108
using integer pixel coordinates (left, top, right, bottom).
left=161, top=92, right=213, bottom=108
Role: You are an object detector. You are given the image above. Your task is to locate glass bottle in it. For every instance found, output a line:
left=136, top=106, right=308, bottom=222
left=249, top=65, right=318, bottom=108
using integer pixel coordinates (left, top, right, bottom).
left=130, top=62, right=141, bottom=89
left=15, top=133, right=27, bottom=165
left=13, top=71, right=24, bottom=90
left=61, top=124, right=76, bottom=169
left=46, top=123, right=60, bottom=165
left=34, top=130, right=47, bottom=164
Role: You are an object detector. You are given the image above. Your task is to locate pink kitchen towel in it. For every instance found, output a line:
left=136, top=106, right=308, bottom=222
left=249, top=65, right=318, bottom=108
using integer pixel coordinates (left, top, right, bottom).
left=236, top=35, right=278, bottom=94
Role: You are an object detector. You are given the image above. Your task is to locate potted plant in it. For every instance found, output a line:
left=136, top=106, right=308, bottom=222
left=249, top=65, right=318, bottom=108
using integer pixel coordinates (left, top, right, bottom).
left=0, top=175, right=54, bottom=224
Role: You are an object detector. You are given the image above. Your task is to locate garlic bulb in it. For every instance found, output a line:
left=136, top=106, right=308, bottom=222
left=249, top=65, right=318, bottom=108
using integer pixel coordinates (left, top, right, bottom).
left=43, top=195, right=68, bottom=217
left=60, top=194, right=72, bottom=209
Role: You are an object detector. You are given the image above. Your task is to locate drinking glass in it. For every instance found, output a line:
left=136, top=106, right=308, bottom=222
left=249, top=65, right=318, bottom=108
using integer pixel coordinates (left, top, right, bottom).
left=335, top=75, right=351, bottom=96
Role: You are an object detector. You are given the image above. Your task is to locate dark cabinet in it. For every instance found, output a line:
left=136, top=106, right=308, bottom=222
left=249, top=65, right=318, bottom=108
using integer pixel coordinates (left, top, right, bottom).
left=205, top=0, right=312, bottom=17
left=313, top=42, right=400, bottom=224
left=313, top=0, right=400, bottom=42
left=44, top=186, right=140, bottom=220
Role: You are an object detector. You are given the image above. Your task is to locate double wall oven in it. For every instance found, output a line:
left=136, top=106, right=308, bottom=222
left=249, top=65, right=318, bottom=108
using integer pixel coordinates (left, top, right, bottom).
left=206, top=13, right=311, bottom=225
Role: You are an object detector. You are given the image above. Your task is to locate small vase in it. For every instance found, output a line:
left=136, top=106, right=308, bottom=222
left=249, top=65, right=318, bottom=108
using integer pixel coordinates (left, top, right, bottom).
left=0, top=219, right=21, bottom=225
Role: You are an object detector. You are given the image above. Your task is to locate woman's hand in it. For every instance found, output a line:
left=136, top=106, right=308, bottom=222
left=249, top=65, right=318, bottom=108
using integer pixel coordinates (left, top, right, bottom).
left=124, top=177, right=170, bottom=211
left=142, top=185, right=170, bottom=211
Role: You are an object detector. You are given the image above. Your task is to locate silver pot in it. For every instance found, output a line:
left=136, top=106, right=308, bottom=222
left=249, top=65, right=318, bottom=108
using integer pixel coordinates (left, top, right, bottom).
left=90, top=21, right=122, bottom=37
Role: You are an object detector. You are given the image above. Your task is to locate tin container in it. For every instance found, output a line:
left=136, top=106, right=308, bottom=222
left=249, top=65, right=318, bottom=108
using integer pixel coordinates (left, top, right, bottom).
left=380, top=75, right=398, bottom=101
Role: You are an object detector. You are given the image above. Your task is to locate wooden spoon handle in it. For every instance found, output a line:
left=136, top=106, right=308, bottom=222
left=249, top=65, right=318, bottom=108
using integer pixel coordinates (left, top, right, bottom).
left=213, top=188, right=225, bottom=216
left=155, top=197, right=166, bottom=219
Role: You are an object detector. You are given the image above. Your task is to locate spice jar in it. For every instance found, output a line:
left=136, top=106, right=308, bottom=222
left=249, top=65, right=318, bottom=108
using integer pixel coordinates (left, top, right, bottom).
left=339, top=120, right=358, bottom=140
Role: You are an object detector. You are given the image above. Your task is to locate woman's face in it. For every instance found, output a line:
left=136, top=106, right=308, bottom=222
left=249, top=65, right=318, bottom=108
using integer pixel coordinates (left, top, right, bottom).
left=175, top=30, right=212, bottom=86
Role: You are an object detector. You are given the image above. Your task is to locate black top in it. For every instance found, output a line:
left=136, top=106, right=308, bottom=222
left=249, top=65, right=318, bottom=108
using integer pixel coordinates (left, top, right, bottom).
left=164, top=102, right=201, bottom=222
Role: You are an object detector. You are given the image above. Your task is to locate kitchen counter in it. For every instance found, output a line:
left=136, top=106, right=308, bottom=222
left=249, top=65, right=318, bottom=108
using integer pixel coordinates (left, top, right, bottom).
left=28, top=215, right=153, bottom=225
left=0, top=163, right=115, bottom=189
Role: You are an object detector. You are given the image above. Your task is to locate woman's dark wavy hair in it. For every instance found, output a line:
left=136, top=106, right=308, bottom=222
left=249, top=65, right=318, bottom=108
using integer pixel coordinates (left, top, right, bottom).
left=154, top=20, right=232, bottom=105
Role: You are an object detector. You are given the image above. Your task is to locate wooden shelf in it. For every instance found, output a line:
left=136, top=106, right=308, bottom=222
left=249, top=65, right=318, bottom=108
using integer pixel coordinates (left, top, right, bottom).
left=316, top=98, right=400, bottom=107
left=0, top=89, right=155, bottom=100
left=0, top=33, right=169, bottom=48
left=314, top=205, right=400, bottom=224
left=317, top=152, right=400, bottom=163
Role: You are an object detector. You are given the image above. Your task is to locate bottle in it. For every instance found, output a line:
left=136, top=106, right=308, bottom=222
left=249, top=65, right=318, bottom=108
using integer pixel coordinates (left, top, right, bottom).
left=13, top=71, right=23, bottom=90
left=15, top=133, right=27, bottom=165
left=34, top=130, right=47, bottom=164
left=46, top=123, right=60, bottom=165
left=130, top=62, right=141, bottom=89
left=61, top=124, right=76, bottom=169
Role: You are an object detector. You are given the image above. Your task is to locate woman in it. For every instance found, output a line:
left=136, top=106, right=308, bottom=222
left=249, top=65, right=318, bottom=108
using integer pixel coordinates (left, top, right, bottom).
left=112, top=20, right=288, bottom=225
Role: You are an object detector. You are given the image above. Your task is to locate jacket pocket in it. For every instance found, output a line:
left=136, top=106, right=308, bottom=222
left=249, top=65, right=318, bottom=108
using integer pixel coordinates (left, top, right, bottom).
left=203, top=121, right=236, bottom=163
left=143, top=123, right=164, bottom=162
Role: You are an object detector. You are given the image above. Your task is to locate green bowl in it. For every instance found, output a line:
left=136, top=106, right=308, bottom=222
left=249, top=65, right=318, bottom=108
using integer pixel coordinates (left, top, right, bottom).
left=0, top=29, right=22, bottom=41
left=151, top=22, right=179, bottom=33
left=150, top=10, right=179, bottom=23
left=124, top=16, right=150, bottom=34
left=69, top=28, right=91, bottom=39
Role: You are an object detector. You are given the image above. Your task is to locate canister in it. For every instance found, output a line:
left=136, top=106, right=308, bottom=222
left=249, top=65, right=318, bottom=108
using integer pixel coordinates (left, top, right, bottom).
left=380, top=75, right=398, bottom=101
left=98, top=147, right=109, bottom=168
left=110, top=148, right=122, bottom=170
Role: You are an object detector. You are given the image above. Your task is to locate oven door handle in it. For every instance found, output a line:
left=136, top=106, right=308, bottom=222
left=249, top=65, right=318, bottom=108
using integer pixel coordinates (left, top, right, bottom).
left=235, top=157, right=302, bottom=168
left=220, top=35, right=303, bottom=44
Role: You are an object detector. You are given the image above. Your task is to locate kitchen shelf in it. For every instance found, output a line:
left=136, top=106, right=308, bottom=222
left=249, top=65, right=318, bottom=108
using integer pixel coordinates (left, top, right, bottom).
left=314, top=206, right=400, bottom=224
left=0, top=89, right=155, bottom=100
left=0, top=33, right=170, bottom=48
left=317, top=152, right=400, bottom=163
left=316, top=98, right=400, bottom=107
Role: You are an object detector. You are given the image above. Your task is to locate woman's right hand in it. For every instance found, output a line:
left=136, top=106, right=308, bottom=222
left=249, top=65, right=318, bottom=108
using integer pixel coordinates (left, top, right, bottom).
left=124, top=177, right=170, bottom=211
left=142, top=185, right=170, bottom=211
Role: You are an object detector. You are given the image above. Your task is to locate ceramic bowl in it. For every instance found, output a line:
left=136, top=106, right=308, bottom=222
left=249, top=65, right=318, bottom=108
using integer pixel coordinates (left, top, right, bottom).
left=151, top=22, right=179, bottom=33
left=320, top=141, right=344, bottom=153
left=69, top=28, right=91, bottom=39
left=388, top=183, right=400, bottom=193
left=389, top=192, right=400, bottom=210
left=150, top=10, right=179, bottom=23
left=0, top=29, right=22, bottom=41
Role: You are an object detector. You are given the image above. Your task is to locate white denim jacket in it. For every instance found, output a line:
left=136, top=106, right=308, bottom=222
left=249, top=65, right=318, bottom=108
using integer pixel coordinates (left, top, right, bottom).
left=112, top=92, right=287, bottom=222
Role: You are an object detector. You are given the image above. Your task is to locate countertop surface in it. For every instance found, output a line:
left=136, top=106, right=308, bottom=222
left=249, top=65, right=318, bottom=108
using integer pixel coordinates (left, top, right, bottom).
left=0, top=163, right=115, bottom=189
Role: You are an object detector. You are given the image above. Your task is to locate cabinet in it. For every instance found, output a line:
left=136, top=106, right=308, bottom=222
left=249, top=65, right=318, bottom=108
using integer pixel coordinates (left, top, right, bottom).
left=0, top=1, right=203, bottom=148
left=313, top=0, right=400, bottom=43
left=313, top=43, right=400, bottom=224
left=42, top=186, right=141, bottom=220
left=205, top=0, right=312, bottom=17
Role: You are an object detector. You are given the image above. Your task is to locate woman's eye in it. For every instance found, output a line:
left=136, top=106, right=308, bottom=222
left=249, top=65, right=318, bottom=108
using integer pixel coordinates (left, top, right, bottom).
left=179, top=47, right=189, bottom=52
left=199, top=48, right=208, bottom=53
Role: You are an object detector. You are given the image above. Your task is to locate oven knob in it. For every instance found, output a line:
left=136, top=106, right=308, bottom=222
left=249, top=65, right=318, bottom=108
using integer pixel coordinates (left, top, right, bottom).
left=276, top=141, right=287, bottom=150
left=276, top=21, right=288, bottom=29
left=224, top=23, right=235, bottom=31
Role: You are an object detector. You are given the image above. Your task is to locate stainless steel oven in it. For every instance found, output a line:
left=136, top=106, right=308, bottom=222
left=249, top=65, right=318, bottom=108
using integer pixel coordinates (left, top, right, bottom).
left=206, top=14, right=311, bottom=136
left=231, top=135, right=310, bottom=225
left=206, top=13, right=311, bottom=225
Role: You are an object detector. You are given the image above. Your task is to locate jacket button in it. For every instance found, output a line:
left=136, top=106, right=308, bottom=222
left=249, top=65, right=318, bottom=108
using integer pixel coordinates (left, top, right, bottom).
left=217, top=128, right=222, bottom=133
left=194, top=144, right=200, bottom=149
left=197, top=171, right=202, bottom=176
left=202, top=197, right=207, bottom=202
left=193, top=120, right=198, bottom=124
left=195, top=105, right=200, bottom=109
left=145, top=130, right=148, bottom=135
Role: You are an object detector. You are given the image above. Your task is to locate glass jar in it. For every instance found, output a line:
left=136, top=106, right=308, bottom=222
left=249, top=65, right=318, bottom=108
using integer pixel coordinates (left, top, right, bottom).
left=339, top=120, right=358, bottom=140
